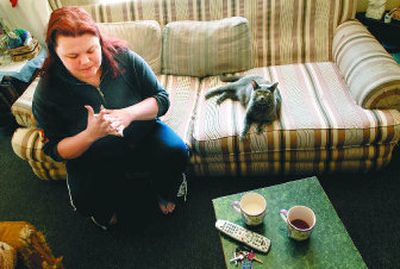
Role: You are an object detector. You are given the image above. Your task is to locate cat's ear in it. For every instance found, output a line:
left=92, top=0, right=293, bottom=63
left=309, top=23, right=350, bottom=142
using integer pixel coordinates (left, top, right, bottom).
left=252, top=80, right=260, bottom=89
left=269, top=82, right=279, bottom=92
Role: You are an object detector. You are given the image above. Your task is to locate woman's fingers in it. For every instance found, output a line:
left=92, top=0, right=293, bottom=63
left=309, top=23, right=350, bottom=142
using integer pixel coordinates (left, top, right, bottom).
left=84, top=106, right=124, bottom=137
left=84, top=105, right=95, bottom=119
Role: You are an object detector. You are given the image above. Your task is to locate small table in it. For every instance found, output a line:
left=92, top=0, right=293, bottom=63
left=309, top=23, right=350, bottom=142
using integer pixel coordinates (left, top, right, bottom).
left=212, top=177, right=367, bottom=268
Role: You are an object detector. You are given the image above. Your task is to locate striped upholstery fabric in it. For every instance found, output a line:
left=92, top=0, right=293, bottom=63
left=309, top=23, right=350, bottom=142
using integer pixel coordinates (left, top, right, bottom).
left=158, top=75, right=201, bottom=145
left=12, top=128, right=54, bottom=163
left=11, top=76, right=39, bottom=128
left=47, top=0, right=100, bottom=10
left=333, top=20, right=400, bottom=110
left=11, top=127, right=66, bottom=180
left=28, top=160, right=66, bottom=180
left=98, top=21, right=162, bottom=73
left=79, top=0, right=357, bottom=67
left=47, top=0, right=63, bottom=10
left=192, top=63, right=400, bottom=176
left=162, top=17, right=252, bottom=77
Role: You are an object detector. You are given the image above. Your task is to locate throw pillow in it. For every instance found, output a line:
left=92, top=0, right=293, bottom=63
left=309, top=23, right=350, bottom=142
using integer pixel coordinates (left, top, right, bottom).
left=162, top=16, right=252, bottom=77
left=99, top=20, right=162, bottom=74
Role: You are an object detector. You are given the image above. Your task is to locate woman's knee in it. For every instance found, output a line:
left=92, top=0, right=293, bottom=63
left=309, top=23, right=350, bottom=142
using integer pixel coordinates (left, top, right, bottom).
left=160, top=142, right=190, bottom=171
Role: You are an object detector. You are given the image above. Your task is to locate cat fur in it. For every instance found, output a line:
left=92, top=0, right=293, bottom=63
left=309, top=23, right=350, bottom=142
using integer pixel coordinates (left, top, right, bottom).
left=205, top=75, right=282, bottom=138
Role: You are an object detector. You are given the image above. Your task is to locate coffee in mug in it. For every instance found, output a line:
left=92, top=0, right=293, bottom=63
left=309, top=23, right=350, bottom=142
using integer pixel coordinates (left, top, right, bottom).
left=290, top=219, right=310, bottom=230
left=232, top=192, right=267, bottom=226
left=280, top=205, right=316, bottom=241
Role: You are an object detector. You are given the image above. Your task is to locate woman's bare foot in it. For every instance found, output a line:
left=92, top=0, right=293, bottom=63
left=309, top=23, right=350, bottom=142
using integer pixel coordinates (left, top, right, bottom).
left=158, top=197, right=176, bottom=215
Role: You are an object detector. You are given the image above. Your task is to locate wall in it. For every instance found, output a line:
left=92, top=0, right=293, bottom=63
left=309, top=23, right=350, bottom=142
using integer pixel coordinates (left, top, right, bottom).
left=0, top=0, right=51, bottom=45
left=357, top=0, right=400, bottom=12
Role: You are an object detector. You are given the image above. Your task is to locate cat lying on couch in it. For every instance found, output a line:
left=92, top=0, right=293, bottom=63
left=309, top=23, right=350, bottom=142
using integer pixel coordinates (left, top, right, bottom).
left=205, top=75, right=282, bottom=138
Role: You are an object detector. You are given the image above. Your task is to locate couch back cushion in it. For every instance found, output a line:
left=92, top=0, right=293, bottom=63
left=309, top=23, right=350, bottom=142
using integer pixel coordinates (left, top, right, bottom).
left=80, top=0, right=357, bottom=68
left=98, top=20, right=162, bottom=73
left=162, top=17, right=251, bottom=77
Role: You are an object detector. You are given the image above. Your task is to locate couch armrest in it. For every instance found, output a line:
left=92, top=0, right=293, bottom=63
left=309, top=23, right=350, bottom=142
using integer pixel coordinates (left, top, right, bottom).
left=11, top=127, right=54, bottom=162
left=333, top=20, right=400, bottom=110
left=11, top=127, right=66, bottom=180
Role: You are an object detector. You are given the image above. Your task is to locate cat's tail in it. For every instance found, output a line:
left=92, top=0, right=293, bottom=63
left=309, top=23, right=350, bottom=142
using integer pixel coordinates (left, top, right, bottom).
left=204, top=88, right=224, bottom=99
left=204, top=85, right=235, bottom=99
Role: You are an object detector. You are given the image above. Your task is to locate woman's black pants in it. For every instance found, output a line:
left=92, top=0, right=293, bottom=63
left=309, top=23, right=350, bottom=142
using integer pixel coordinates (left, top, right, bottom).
left=65, top=120, right=189, bottom=221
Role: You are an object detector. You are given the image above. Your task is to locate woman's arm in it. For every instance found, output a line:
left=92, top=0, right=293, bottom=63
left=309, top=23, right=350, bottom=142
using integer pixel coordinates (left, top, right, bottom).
left=57, top=105, right=120, bottom=160
left=101, top=96, right=158, bottom=129
left=101, top=51, right=168, bottom=130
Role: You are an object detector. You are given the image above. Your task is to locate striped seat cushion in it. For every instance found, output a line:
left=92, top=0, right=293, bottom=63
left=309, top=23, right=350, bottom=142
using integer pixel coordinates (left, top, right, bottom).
left=192, top=62, right=400, bottom=175
left=158, top=75, right=201, bottom=146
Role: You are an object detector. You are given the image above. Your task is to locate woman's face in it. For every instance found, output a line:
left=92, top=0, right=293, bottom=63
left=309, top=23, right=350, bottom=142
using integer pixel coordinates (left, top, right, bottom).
left=55, top=33, right=102, bottom=83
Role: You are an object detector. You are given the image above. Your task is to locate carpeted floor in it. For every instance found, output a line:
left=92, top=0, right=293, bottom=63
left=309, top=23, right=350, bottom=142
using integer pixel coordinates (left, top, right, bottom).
left=392, top=52, right=400, bottom=64
left=0, top=134, right=399, bottom=268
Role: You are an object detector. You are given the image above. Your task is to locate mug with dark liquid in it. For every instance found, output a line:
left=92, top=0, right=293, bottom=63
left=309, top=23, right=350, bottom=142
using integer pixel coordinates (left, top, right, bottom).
left=280, top=206, right=316, bottom=241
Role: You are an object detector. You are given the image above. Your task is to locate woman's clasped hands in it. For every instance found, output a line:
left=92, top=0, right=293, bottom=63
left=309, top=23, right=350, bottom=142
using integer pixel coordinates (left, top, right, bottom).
left=84, top=105, right=125, bottom=139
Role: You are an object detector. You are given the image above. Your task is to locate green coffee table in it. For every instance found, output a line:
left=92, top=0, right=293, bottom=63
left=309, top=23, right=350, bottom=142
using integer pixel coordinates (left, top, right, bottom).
left=212, top=176, right=367, bottom=268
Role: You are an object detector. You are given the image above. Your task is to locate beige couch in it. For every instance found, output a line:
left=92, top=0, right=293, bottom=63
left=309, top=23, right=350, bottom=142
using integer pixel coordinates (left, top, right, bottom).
left=11, top=0, right=400, bottom=180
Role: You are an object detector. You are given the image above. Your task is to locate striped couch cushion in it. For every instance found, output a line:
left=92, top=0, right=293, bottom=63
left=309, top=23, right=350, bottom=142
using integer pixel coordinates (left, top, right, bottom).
left=192, top=63, right=400, bottom=175
left=162, top=16, right=252, bottom=77
left=98, top=20, right=162, bottom=73
left=333, top=20, right=400, bottom=110
left=79, top=0, right=357, bottom=67
left=158, top=75, right=201, bottom=146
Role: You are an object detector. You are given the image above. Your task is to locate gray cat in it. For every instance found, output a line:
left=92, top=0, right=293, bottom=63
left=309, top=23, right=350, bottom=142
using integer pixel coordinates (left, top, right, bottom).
left=205, top=75, right=282, bottom=138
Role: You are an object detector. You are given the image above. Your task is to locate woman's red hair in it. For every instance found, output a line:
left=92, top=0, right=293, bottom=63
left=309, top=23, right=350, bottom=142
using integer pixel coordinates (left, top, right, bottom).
left=42, top=6, right=127, bottom=78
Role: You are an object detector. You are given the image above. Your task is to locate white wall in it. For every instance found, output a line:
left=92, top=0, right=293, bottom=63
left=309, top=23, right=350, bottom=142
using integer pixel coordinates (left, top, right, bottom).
left=0, top=0, right=52, bottom=45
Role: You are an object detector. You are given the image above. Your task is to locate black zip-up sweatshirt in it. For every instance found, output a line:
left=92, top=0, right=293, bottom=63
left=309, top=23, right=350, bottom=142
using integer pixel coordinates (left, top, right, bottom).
left=32, top=49, right=170, bottom=161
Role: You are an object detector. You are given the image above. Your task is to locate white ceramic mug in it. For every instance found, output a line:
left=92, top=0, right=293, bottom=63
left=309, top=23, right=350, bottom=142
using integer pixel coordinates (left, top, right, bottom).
left=280, top=206, right=316, bottom=241
left=232, top=192, right=267, bottom=226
